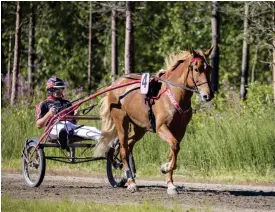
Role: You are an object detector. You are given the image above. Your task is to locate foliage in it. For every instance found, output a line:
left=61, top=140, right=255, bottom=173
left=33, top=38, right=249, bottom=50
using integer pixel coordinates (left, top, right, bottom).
left=1, top=2, right=274, bottom=93
left=2, top=83, right=274, bottom=182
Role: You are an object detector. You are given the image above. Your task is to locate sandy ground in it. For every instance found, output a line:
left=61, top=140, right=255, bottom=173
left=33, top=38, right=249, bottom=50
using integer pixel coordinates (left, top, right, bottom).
left=2, top=172, right=275, bottom=212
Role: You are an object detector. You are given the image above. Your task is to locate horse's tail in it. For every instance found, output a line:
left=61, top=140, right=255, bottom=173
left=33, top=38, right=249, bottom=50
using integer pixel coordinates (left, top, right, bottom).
left=94, top=95, right=117, bottom=157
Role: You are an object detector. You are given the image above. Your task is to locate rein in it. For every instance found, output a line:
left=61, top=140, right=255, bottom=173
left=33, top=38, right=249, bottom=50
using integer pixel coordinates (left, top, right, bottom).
left=122, top=56, right=210, bottom=99
left=122, top=74, right=200, bottom=94
left=156, top=77, right=199, bottom=94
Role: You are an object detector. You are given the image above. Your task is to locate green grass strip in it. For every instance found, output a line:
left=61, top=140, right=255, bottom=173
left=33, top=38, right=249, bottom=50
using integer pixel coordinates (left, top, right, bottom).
left=1, top=195, right=203, bottom=212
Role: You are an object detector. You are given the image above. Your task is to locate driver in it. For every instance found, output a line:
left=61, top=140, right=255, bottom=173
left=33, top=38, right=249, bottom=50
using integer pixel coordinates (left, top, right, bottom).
left=36, top=76, right=101, bottom=149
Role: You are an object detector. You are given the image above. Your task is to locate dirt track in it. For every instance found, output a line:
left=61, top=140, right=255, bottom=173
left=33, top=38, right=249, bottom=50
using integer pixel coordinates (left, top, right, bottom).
left=2, top=173, right=275, bottom=211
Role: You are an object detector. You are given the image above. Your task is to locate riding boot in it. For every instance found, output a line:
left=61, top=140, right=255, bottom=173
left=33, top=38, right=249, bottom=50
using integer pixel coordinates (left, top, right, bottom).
left=58, top=128, right=68, bottom=150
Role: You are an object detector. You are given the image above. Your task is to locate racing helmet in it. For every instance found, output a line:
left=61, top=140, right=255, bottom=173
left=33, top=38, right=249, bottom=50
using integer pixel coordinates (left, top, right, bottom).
left=46, top=77, right=66, bottom=96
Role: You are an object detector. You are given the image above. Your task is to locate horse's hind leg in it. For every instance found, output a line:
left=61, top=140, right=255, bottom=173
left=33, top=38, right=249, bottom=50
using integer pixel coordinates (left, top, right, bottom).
left=157, top=124, right=180, bottom=195
left=127, top=125, right=146, bottom=178
left=111, top=110, right=138, bottom=192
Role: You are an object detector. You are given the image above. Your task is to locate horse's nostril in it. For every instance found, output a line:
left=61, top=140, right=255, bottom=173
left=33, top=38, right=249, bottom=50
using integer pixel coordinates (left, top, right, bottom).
left=203, top=95, right=209, bottom=100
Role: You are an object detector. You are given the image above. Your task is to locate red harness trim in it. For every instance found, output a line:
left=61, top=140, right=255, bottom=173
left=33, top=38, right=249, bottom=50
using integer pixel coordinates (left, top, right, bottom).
left=191, top=57, right=203, bottom=63
left=146, top=78, right=168, bottom=105
left=152, top=86, right=168, bottom=100
left=165, top=89, right=184, bottom=114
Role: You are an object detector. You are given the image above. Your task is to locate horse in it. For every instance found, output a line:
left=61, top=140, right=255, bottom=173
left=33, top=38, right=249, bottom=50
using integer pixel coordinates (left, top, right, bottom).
left=95, top=47, right=214, bottom=195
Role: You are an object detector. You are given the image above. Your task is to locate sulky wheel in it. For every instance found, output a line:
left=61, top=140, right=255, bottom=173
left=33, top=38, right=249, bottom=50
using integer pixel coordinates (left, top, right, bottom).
left=22, top=141, right=46, bottom=187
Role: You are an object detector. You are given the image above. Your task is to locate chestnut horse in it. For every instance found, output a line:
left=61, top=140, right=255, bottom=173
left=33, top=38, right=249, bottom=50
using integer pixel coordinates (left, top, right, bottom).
left=95, top=47, right=214, bottom=194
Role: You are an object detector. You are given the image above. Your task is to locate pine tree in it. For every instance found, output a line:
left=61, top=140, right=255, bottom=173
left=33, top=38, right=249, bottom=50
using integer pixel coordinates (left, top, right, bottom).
left=211, top=1, right=220, bottom=93
left=27, top=1, right=36, bottom=95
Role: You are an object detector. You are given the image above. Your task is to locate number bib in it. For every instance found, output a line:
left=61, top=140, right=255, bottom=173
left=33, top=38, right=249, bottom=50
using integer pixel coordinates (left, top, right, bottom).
left=140, top=73, right=150, bottom=94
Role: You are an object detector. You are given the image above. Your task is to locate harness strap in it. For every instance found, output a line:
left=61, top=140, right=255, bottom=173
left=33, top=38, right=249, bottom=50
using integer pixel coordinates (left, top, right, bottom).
left=165, top=89, right=184, bottom=114
left=145, top=79, right=168, bottom=132
left=152, top=83, right=168, bottom=100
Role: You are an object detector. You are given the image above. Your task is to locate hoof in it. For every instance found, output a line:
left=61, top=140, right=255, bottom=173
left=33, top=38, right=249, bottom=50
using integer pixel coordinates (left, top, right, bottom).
left=127, top=183, right=138, bottom=193
left=167, top=186, right=178, bottom=195
left=160, top=163, right=170, bottom=174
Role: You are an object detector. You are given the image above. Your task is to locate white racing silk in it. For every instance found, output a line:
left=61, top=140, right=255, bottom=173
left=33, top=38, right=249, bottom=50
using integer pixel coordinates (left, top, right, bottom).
left=48, top=121, right=101, bottom=141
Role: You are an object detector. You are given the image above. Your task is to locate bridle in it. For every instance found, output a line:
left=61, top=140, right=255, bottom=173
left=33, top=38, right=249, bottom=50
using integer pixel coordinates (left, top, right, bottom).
left=187, top=56, right=210, bottom=94
left=157, top=56, right=210, bottom=94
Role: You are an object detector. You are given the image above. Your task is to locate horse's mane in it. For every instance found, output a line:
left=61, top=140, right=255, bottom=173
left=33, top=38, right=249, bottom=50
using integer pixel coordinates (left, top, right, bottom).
left=156, top=50, right=191, bottom=78
left=164, top=50, right=191, bottom=72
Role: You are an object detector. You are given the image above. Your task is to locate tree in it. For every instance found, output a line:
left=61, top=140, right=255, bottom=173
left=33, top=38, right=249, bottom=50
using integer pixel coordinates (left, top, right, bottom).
left=27, top=1, right=36, bottom=94
left=1, top=1, right=274, bottom=100
left=211, top=1, right=220, bottom=93
left=10, top=1, right=21, bottom=106
left=273, top=2, right=275, bottom=103
left=7, top=33, right=12, bottom=97
left=240, top=3, right=249, bottom=100
left=125, top=1, right=134, bottom=74
left=111, top=6, right=118, bottom=81
left=88, top=1, right=93, bottom=91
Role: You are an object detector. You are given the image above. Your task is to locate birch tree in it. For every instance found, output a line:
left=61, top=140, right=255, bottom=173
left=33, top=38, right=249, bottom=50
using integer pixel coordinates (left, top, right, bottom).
left=240, top=3, right=249, bottom=100
left=88, top=1, right=93, bottom=91
left=125, top=1, right=134, bottom=74
left=10, top=1, right=21, bottom=106
left=111, top=7, right=118, bottom=81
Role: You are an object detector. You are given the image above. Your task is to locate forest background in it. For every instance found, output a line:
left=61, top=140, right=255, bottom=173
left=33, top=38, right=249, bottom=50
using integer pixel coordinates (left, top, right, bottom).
left=1, top=1, right=275, bottom=182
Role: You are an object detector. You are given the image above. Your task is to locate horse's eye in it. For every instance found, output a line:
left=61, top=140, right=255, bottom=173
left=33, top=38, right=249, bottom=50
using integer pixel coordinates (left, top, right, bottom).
left=194, top=68, right=200, bottom=73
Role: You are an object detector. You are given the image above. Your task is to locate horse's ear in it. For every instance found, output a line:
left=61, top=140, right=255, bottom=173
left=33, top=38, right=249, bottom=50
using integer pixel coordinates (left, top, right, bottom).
left=204, top=46, right=214, bottom=57
left=189, top=47, right=196, bottom=56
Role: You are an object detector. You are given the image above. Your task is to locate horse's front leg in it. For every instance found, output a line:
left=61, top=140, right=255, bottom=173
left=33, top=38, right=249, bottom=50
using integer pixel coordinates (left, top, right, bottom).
left=157, top=124, right=180, bottom=195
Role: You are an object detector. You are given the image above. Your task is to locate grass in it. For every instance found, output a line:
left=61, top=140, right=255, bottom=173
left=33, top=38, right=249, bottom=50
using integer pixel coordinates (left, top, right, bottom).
left=1, top=195, right=202, bottom=212
left=2, top=83, right=275, bottom=183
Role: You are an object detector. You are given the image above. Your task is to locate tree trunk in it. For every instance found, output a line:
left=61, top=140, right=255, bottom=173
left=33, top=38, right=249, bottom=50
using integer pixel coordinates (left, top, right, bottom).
left=240, top=3, right=250, bottom=101
left=125, top=1, right=134, bottom=74
left=10, top=1, right=21, bottom=106
left=88, top=1, right=92, bottom=92
left=251, top=42, right=258, bottom=83
left=210, top=1, right=220, bottom=93
left=273, top=2, right=275, bottom=104
left=7, top=33, right=12, bottom=97
left=27, top=1, right=35, bottom=94
left=111, top=8, right=118, bottom=82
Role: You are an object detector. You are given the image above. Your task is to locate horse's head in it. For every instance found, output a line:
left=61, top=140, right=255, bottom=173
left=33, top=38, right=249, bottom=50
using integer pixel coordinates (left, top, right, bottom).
left=186, top=47, right=214, bottom=102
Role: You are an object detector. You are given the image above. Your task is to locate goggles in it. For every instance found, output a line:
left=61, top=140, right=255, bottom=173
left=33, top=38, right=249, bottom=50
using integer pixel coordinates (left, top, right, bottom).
left=53, top=87, right=64, bottom=92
